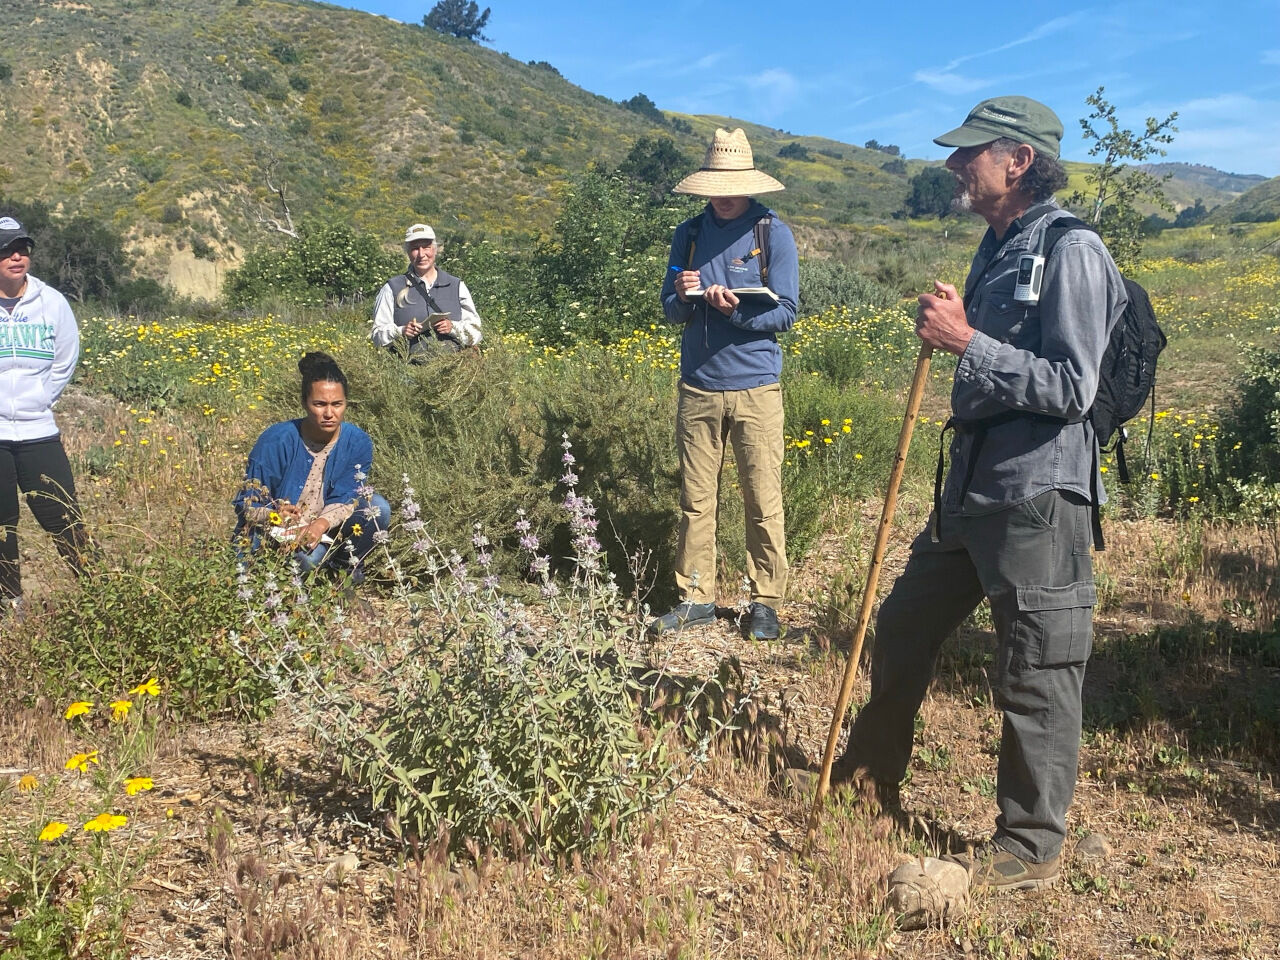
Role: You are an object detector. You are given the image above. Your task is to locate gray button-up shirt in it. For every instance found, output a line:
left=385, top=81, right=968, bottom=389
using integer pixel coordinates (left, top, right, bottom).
left=944, top=200, right=1128, bottom=514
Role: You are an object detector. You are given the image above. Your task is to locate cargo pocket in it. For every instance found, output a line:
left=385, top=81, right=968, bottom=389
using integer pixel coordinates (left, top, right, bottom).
left=1015, top=580, right=1097, bottom=668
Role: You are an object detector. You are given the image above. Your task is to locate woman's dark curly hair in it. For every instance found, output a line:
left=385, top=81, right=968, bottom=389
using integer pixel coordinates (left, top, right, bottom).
left=298, top=351, right=347, bottom=402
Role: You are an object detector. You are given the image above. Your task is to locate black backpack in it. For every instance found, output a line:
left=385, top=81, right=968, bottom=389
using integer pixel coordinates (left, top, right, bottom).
left=1044, top=216, right=1168, bottom=483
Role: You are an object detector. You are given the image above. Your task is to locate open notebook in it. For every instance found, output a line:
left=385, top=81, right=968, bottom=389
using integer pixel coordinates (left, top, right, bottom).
left=685, top=286, right=780, bottom=304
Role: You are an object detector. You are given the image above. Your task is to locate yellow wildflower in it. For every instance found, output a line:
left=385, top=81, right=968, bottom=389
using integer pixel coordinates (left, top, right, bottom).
left=110, top=700, right=132, bottom=723
left=65, top=750, right=99, bottom=773
left=39, top=821, right=69, bottom=842
left=123, top=777, right=155, bottom=796
left=64, top=701, right=93, bottom=720
left=18, top=774, right=38, bottom=792
left=269, top=511, right=282, bottom=526
left=351, top=523, right=363, bottom=537
left=83, top=813, right=128, bottom=833
left=129, top=677, right=161, bottom=697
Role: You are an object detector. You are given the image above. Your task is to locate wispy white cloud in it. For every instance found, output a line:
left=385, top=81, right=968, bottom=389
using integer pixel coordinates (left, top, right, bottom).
left=1150, top=93, right=1280, bottom=175
left=943, top=13, right=1088, bottom=71
left=616, top=49, right=729, bottom=80
left=912, top=69, right=993, bottom=96
left=900, top=14, right=1083, bottom=101
left=744, top=68, right=801, bottom=120
left=616, top=56, right=667, bottom=75
left=1263, top=49, right=1280, bottom=66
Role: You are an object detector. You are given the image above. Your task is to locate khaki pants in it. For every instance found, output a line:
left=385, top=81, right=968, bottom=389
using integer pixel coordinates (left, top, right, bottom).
left=675, top=380, right=787, bottom=607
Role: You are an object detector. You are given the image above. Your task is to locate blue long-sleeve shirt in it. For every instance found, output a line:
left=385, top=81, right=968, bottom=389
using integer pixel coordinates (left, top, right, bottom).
left=660, top=201, right=799, bottom=391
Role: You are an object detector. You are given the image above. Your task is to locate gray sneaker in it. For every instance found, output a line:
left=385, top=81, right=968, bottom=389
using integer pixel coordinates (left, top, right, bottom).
left=746, top=602, right=780, bottom=640
left=647, top=601, right=716, bottom=635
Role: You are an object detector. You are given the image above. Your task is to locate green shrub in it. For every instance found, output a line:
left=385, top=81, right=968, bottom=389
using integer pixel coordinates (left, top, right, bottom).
left=28, top=542, right=281, bottom=718
left=246, top=463, right=730, bottom=857
left=778, top=142, right=812, bottom=162
left=239, top=67, right=285, bottom=100
left=288, top=73, right=310, bottom=93
left=191, top=235, right=215, bottom=260
left=270, top=42, right=299, bottom=65
left=174, top=88, right=192, bottom=108
left=799, top=257, right=897, bottom=313
left=1222, top=343, right=1280, bottom=481
left=226, top=221, right=402, bottom=306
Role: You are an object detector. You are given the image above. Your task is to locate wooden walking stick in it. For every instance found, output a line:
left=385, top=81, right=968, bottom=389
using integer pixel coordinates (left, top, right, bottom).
left=805, top=342, right=934, bottom=847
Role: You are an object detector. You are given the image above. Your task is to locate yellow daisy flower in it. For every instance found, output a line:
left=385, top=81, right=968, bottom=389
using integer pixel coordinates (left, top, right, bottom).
left=64, top=701, right=93, bottom=720
left=18, top=774, right=38, bottom=792
left=39, top=821, right=69, bottom=842
left=123, top=777, right=154, bottom=796
left=65, top=751, right=100, bottom=773
left=83, top=813, right=128, bottom=833
left=110, top=700, right=133, bottom=723
left=129, top=678, right=161, bottom=697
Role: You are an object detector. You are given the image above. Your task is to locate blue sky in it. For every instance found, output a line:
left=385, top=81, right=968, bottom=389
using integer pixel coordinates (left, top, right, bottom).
left=343, top=0, right=1280, bottom=176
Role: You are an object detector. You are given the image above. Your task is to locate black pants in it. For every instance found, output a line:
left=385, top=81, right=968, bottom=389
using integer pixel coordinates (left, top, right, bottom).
left=0, top=435, right=91, bottom=600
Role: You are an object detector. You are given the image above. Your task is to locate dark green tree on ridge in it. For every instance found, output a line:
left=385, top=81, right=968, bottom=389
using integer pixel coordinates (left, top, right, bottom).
left=423, top=0, right=492, bottom=42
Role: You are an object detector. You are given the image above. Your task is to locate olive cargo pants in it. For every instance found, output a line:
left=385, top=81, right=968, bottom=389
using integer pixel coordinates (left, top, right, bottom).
left=844, top=490, right=1096, bottom=863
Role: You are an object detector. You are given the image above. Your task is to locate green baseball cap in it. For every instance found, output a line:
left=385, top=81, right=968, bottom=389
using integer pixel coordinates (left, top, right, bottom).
left=934, top=96, right=1063, bottom=159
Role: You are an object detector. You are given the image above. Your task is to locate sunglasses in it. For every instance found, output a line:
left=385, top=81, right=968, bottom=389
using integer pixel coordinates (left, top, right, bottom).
left=1, top=241, right=33, bottom=258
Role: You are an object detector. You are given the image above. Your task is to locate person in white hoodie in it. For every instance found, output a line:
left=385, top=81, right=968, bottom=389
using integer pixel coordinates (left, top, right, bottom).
left=0, top=217, right=91, bottom=618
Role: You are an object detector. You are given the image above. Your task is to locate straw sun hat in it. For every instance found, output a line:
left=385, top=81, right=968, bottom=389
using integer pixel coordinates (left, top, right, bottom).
left=673, top=128, right=785, bottom=197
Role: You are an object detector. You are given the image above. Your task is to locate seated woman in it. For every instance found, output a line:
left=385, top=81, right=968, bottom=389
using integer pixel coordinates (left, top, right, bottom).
left=234, top=352, right=391, bottom=582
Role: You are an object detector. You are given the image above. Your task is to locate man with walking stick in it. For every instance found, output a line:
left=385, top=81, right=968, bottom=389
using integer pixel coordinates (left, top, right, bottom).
left=825, top=97, right=1126, bottom=892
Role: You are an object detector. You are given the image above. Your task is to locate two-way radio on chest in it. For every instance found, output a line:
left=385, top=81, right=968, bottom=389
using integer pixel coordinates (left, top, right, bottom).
left=1014, top=224, right=1047, bottom=305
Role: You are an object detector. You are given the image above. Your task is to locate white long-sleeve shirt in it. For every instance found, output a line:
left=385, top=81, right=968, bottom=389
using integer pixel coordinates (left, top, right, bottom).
left=370, top=271, right=482, bottom=348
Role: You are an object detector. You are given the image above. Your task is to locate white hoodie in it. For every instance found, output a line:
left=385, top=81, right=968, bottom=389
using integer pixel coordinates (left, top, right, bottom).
left=0, top=274, right=80, bottom=442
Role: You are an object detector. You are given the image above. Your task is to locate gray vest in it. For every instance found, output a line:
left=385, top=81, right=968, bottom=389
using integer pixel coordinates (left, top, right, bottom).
left=386, top=269, right=464, bottom=358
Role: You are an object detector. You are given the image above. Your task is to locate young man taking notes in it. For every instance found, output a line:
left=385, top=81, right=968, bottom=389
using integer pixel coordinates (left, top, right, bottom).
left=650, top=128, right=799, bottom=641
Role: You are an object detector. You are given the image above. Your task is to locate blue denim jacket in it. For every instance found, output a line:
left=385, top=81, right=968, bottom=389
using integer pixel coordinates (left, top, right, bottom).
left=943, top=201, right=1127, bottom=514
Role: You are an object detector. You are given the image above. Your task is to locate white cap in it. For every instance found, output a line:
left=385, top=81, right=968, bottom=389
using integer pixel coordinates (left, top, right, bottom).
left=403, top=223, right=436, bottom=247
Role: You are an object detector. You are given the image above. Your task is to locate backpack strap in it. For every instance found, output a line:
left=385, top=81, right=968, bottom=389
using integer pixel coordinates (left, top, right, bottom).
left=1042, top=215, right=1092, bottom=260
left=753, top=214, right=772, bottom=285
left=685, top=212, right=704, bottom=268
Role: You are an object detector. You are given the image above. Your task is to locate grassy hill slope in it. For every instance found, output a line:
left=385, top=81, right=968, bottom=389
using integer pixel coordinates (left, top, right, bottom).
left=0, top=0, right=1269, bottom=299
left=1206, top=175, right=1280, bottom=224
left=0, top=0, right=920, bottom=296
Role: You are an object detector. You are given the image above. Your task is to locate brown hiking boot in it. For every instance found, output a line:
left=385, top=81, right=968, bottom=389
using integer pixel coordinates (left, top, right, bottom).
left=945, top=844, right=1060, bottom=892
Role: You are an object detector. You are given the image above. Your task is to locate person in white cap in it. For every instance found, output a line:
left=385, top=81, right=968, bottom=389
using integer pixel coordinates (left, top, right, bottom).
left=649, top=128, right=799, bottom=642
left=370, top=223, right=482, bottom=361
left=0, top=216, right=93, bottom=619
